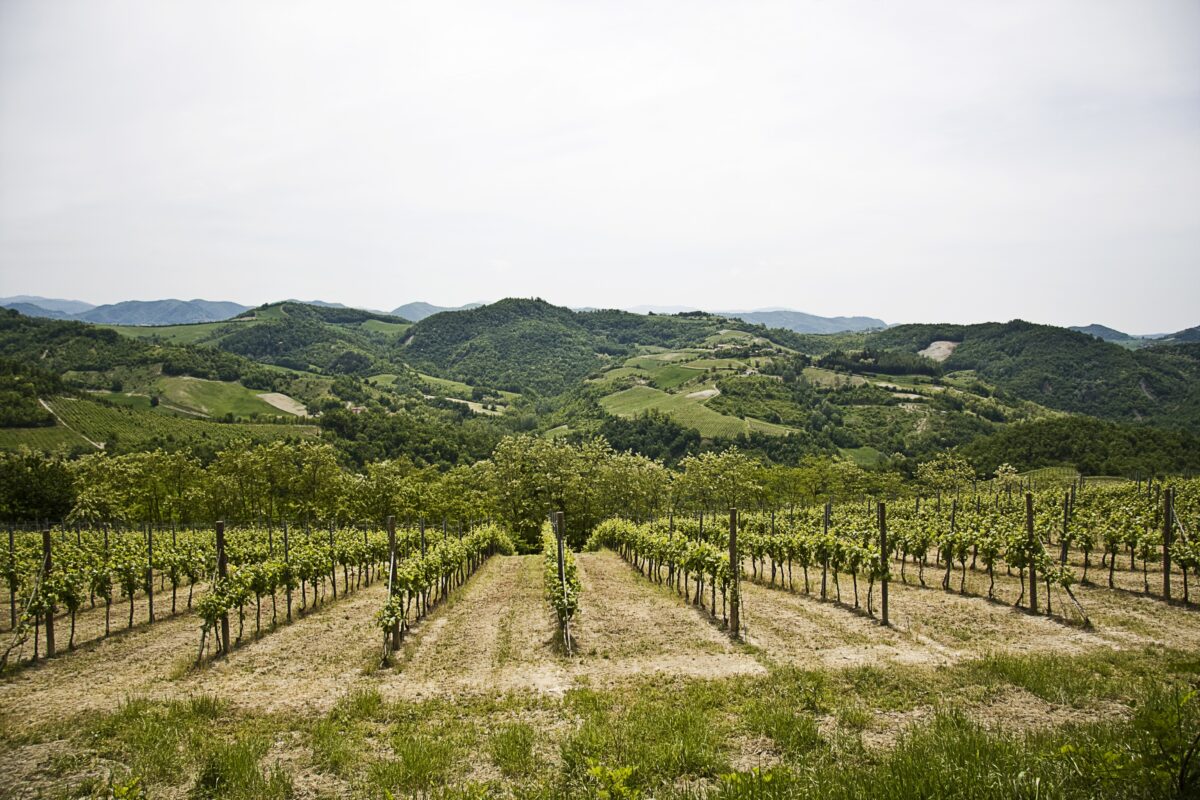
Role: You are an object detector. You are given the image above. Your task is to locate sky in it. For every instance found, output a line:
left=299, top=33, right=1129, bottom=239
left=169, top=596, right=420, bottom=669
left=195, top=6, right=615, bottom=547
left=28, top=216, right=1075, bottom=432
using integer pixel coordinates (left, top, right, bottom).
left=1, top=1, right=1198, bottom=333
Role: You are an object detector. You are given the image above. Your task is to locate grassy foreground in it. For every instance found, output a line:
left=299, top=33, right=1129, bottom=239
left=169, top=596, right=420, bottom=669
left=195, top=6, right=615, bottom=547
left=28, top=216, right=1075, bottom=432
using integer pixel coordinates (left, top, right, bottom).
left=2, top=647, right=1197, bottom=799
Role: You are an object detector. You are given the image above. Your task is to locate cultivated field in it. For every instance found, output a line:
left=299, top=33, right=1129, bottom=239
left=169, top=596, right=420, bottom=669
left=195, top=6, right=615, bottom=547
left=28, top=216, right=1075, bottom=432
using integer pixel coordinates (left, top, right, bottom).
left=2, top=539, right=1196, bottom=798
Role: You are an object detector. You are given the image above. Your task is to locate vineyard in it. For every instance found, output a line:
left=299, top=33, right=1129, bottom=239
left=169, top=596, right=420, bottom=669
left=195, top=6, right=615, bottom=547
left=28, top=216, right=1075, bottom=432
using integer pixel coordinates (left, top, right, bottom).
left=2, top=476, right=1199, bottom=798
left=0, top=396, right=317, bottom=453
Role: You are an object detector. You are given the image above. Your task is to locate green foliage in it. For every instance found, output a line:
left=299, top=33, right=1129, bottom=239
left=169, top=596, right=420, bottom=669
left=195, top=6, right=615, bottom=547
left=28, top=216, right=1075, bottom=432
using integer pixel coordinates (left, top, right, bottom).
left=489, top=723, right=538, bottom=778
left=403, top=299, right=762, bottom=396
left=818, top=347, right=942, bottom=377
left=0, top=358, right=61, bottom=427
left=961, top=415, right=1200, bottom=476
left=544, top=522, right=581, bottom=629
left=869, top=320, right=1200, bottom=430
left=190, top=735, right=293, bottom=800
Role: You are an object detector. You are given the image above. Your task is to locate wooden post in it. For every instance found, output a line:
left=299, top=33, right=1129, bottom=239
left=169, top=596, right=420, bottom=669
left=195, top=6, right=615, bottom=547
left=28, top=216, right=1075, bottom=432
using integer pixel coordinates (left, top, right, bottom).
left=283, top=521, right=292, bottom=622
left=387, top=516, right=400, bottom=651
left=7, top=526, right=15, bottom=629
left=216, top=521, right=230, bottom=654
left=41, top=528, right=55, bottom=657
left=728, top=508, right=741, bottom=639
left=1060, top=492, right=1070, bottom=564
left=554, top=512, right=566, bottom=590
left=878, top=501, right=889, bottom=626
left=1026, top=493, right=1038, bottom=614
left=328, top=523, right=337, bottom=600
left=1163, top=488, right=1174, bottom=602
left=146, top=525, right=154, bottom=623
left=554, top=511, right=571, bottom=652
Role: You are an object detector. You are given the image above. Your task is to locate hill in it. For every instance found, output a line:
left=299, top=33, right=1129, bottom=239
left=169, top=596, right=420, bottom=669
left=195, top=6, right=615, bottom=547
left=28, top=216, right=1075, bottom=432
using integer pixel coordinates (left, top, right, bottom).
left=78, top=298, right=251, bottom=325
left=866, top=320, right=1200, bottom=430
left=959, top=415, right=1200, bottom=476
left=0, top=295, right=94, bottom=314
left=1068, top=323, right=1136, bottom=342
left=1162, top=325, right=1200, bottom=344
left=391, top=301, right=483, bottom=321
left=722, top=309, right=885, bottom=334
left=0, top=302, right=74, bottom=320
left=401, top=299, right=765, bottom=395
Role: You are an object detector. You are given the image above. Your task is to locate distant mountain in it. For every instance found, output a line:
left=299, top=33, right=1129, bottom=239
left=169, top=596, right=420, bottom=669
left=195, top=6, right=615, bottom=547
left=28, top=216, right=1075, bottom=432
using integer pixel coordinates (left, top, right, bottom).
left=391, top=302, right=483, bottom=322
left=720, top=309, right=885, bottom=334
left=0, top=295, right=94, bottom=315
left=1161, top=325, right=1200, bottom=344
left=0, top=302, right=74, bottom=320
left=79, top=299, right=251, bottom=325
left=1068, top=324, right=1135, bottom=342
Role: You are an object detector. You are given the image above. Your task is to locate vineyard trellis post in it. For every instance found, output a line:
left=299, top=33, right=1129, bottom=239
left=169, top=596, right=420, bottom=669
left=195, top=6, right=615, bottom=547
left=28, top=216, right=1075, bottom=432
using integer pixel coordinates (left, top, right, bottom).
left=554, top=511, right=572, bottom=653
left=216, top=520, right=230, bottom=654
left=728, top=508, right=741, bottom=640
left=386, top=515, right=400, bottom=652
left=328, top=522, right=337, bottom=600
left=283, top=522, right=292, bottom=622
left=145, top=525, right=154, bottom=623
left=8, top=526, right=15, bottom=629
left=41, top=528, right=54, bottom=657
left=1163, top=488, right=1173, bottom=602
left=1026, top=493, right=1038, bottom=615
left=878, top=501, right=889, bottom=627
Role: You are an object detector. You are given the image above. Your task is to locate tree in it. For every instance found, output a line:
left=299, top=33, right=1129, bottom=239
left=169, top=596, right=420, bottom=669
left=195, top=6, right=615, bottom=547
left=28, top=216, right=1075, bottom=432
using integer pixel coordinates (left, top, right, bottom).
left=917, top=452, right=976, bottom=494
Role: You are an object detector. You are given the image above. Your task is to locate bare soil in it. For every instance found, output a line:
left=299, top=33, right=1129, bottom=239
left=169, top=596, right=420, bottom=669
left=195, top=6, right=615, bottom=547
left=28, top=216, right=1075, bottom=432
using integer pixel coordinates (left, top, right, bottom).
left=377, top=552, right=763, bottom=701
left=256, top=392, right=308, bottom=417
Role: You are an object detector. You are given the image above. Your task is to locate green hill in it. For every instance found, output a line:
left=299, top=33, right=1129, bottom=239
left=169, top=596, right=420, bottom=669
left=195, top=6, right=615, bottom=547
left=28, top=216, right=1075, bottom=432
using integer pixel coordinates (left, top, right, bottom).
left=401, top=299, right=760, bottom=395
left=866, top=320, right=1200, bottom=430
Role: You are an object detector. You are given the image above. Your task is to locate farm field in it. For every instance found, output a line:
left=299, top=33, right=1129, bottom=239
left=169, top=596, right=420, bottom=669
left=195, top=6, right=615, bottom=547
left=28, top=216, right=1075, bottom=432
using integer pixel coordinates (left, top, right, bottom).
left=0, top=397, right=318, bottom=452
left=600, top=385, right=791, bottom=438
left=2, top=543, right=1197, bottom=799
left=97, top=319, right=252, bottom=345
left=153, top=376, right=298, bottom=418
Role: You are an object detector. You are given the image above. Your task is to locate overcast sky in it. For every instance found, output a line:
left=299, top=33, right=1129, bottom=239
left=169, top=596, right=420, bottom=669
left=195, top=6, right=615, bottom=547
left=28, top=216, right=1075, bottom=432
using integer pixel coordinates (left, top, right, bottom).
left=1, top=1, right=1197, bottom=332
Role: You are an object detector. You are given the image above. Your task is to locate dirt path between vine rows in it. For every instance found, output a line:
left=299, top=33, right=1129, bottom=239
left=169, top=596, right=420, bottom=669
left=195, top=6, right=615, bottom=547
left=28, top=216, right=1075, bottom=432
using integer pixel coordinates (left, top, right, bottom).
left=738, top=555, right=1200, bottom=668
left=377, top=552, right=763, bottom=701
left=0, top=600, right=200, bottom=731
left=177, top=582, right=386, bottom=714
left=0, top=580, right=384, bottom=730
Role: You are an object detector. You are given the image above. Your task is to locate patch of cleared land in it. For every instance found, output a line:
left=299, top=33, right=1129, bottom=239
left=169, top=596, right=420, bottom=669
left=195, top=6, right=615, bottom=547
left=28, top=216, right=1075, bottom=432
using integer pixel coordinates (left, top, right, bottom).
left=918, top=340, right=959, bottom=361
left=257, top=392, right=308, bottom=416
left=155, top=376, right=288, bottom=418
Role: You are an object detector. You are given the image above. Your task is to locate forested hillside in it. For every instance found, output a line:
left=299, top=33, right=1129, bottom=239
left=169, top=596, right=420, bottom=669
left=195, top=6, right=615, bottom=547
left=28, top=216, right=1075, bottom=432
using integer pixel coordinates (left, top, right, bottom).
left=869, top=320, right=1200, bottom=429
left=2, top=301, right=1199, bottom=478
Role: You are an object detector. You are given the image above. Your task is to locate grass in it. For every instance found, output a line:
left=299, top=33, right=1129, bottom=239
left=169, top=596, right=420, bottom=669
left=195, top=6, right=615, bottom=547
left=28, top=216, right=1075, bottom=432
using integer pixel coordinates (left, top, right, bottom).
left=0, top=396, right=318, bottom=452
left=489, top=723, right=538, bottom=777
left=360, top=319, right=411, bottom=336
left=839, top=446, right=885, bottom=467
left=191, top=735, right=293, bottom=800
left=100, top=320, right=247, bottom=345
left=417, top=372, right=519, bottom=401
left=154, top=376, right=292, bottom=418
left=600, top=385, right=791, bottom=438
left=369, top=732, right=457, bottom=792
left=560, top=683, right=731, bottom=790
left=802, top=366, right=867, bottom=387
left=20, top=647, right=1200, bottom=799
